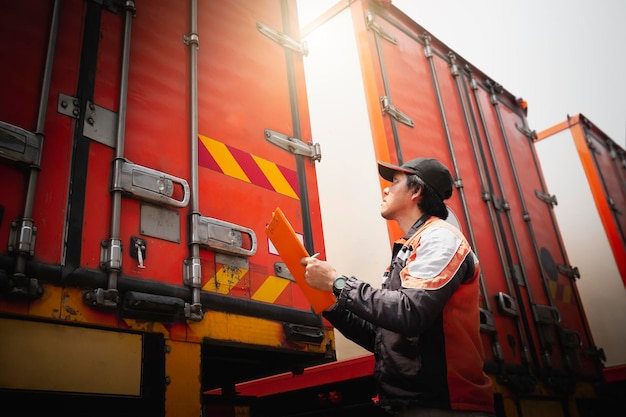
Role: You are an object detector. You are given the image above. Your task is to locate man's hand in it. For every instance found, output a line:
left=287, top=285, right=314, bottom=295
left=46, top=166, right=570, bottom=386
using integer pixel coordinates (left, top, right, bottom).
left=300, top=255, right=339, bottom=292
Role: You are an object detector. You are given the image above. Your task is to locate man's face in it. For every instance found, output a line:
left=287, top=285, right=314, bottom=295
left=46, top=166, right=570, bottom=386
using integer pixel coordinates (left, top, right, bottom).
left=380, top=173, right=416, bottom=220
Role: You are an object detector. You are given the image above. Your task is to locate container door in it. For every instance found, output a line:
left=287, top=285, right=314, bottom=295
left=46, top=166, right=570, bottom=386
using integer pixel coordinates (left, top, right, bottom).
left=195, top=0, right=324, bottom=312
left=536, top=115, right=626, bottom=380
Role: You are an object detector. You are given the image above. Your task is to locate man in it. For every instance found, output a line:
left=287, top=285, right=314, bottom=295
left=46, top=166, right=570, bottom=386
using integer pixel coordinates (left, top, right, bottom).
left=302, top=157, right=495, bottom=416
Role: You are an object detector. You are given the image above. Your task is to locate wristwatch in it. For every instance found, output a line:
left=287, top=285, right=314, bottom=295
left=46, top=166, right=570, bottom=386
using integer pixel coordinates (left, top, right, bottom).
left=332, top=275, right=348, bottom=298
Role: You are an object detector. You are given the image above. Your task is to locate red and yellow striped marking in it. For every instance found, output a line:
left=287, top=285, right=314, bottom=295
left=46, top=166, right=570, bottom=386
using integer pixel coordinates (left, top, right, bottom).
left=251, top=275, right=291, bottom=304
left=549, top=280, right=572, bottom=304
left=203, top=263, right=291, bottom=304
left=198, top=134, right=300, bottom=199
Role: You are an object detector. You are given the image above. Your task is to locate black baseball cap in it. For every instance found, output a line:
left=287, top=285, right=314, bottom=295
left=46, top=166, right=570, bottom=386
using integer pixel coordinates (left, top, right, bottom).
left=378, top=157, right=454, bottom=201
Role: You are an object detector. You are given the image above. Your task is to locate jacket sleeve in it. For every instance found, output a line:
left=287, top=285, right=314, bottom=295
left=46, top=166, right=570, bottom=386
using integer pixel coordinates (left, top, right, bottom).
left=323, top=304, right=378, bottom=352
left=327, top=254, right=474, bottom=338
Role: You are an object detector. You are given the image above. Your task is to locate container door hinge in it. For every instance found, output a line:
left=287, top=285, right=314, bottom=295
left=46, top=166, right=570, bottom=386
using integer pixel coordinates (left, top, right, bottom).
left=0, top=121, right=43, bottom=166
left=273, top=261, right=295, bottom=281
left=256, top=21, right=308, bottom=56
left=557, top=264, right=580, bottom=280
left=112, top=158, right=190, bottom=208
left=83, top=287, right=119, bottom=310
left=535, top=189, right=558, bottom=207
left=1, top=273, right=43, bottom=300
left=608, top=197, right=623, bottom=215
left=191, top=214, right=257, bottom=258
left=264, top=129, right=321, bottom=162
left=57, top=93, right=118, bottom=148
left=366, top=12, right=398, bottom=45
left=516, top=123, right=537, bottom=140
left=586, top=135, right=601, bottom=155
left=380, top=96, right=414, bottom=127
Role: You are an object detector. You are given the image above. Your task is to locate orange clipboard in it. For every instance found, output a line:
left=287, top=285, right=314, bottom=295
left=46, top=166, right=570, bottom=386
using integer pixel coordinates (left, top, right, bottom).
left=265, top=207, right=336, bottom=314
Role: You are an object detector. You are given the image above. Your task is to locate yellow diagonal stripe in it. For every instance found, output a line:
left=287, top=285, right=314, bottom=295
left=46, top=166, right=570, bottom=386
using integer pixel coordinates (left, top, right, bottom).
left=252, top=275, right=291, bottom=303
left=199, top=134, right=250, bottom=182
left=204, top=265, right=247, bottom=294
left=252, top=154, right=299, bottom=199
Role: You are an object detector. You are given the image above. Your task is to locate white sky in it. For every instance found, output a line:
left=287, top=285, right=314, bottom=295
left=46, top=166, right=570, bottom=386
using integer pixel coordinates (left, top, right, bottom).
left=392, top=0, right=626, bottom=147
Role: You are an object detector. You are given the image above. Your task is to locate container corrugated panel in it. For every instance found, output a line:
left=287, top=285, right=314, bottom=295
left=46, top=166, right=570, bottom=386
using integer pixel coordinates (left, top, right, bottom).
left=0, top=0, right=333, bottom=412
left=535, top=113, right=626, bottom=382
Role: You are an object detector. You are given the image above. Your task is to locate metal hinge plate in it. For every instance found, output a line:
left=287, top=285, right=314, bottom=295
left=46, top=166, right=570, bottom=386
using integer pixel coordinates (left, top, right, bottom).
left=366, top=12, right=397, bottom=45
left=264, top=129, right=321, bottom=161
left=380, top=96, right=414, bottom=127
left=256, top=21, right=308, bottom=56
left=57, top=93, right=118, bottom=148
left=535, top=189, right=558, bottom=206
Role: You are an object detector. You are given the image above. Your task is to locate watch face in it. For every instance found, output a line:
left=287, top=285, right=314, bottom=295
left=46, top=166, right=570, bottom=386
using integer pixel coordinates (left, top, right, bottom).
left=334, top=276, right=347, bottom=290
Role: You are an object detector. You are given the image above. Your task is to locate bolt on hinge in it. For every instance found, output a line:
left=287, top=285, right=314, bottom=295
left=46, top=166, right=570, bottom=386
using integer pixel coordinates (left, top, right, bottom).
left=516, top=123, right=537, bottom=140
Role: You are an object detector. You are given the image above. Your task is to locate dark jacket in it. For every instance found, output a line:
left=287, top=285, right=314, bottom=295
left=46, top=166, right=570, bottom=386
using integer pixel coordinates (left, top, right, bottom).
left=323, top=215, right=494, bottom=413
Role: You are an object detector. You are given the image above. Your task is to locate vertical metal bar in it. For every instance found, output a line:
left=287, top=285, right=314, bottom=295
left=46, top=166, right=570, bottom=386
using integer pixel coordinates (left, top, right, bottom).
left=189, top=0, right=201, bottom=306
left=368, top=13, right=403, bottom=165
left=187, top=0, right=203, bottom=313
left=106, top=0, right=135, bottom=292
left=281, top=0, right=315, bottom=254
left=12, top=0, right=61, bottom=294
